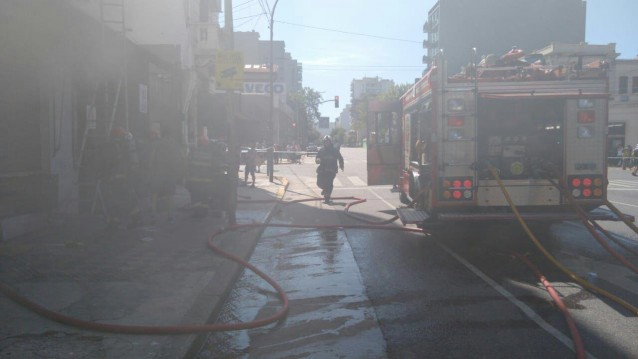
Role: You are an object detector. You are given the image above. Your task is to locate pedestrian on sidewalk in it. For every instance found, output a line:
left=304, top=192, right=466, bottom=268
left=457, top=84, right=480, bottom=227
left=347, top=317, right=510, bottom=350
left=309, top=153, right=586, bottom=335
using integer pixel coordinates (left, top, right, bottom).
left=315, top=135, right=344, bottom=204
left=244, top=144, right=257, bottom=187
left=148, top=127, right=184, bottom=223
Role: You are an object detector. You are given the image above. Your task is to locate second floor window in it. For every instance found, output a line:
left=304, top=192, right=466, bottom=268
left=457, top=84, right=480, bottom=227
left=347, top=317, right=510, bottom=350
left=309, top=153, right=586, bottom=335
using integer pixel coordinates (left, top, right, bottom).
left=619, top=76, right=628, bottom=94
left=200, top=0, right=209, bottom=22
left=633, top=76, right=638, bottom=94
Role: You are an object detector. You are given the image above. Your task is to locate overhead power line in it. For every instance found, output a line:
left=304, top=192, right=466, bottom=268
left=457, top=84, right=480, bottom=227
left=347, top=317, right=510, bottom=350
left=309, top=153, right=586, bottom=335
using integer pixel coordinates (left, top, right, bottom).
left=274, top=20, right=421, bottom=44
left=234, top=13, right=266, bottom=22
left=236, top=13, right=265, bottom=28
left=233, top=0, right=255, bottom=9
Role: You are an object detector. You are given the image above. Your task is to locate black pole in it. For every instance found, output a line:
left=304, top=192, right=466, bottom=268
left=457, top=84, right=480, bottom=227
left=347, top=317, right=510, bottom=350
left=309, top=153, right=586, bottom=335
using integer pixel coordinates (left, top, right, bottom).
left=268, top=0, right=280, bottom=182
left=224, top=0, right=238, bottom=224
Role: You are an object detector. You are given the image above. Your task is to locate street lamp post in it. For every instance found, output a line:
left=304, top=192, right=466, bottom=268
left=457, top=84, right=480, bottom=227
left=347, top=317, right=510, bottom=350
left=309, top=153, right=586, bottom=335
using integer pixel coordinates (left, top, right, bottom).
left=268, top=0, right=280, bottom=182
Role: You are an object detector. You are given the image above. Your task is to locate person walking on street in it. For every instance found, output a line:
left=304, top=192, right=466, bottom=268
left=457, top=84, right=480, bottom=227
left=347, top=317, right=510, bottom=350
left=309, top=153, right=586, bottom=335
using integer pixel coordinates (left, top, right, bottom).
left=315, top=135, right=344, bottom=204
left=244, top=144, right=257, bottom=187
left=622, top=145, right=632, bottom=170
left=616, top=144, right=624, bottom=167
left=632, top=144, right=638, bottom=176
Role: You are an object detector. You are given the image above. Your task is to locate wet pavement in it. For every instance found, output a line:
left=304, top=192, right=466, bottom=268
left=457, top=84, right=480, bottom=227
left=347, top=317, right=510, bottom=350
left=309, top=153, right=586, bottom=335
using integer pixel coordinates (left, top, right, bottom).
left=198, top=226, right=386, bottom=358
left=196, top=163, right=387, bottom=358
left=0, top=175, right=286, bottom=359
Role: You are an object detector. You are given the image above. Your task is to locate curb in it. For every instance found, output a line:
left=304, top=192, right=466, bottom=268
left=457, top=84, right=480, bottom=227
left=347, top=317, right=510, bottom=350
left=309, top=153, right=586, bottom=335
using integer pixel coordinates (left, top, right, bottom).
left=183, top=177, right=289, bottom=358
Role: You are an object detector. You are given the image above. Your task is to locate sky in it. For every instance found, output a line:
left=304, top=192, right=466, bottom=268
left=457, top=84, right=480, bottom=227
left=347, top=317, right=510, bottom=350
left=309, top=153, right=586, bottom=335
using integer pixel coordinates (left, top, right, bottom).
left=225, top=0, right=638, bottom=122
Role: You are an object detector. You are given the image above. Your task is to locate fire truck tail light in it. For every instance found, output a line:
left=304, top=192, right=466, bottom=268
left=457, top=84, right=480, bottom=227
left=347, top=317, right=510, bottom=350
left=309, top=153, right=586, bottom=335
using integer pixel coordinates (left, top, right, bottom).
left=568, top=175, right=604, bottom=200
left=447, top=116, right=465, bottom=127
left=578, top=110, right=595, bottom=123
left=441, top=177, right=474, bottom=201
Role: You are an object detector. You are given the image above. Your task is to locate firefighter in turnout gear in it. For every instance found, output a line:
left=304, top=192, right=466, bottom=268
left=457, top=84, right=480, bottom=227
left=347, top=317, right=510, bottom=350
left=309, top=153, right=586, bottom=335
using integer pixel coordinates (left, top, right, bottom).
left=315, top=135, right=344, bottom=204
left=102, top=126, right=142, bottom=228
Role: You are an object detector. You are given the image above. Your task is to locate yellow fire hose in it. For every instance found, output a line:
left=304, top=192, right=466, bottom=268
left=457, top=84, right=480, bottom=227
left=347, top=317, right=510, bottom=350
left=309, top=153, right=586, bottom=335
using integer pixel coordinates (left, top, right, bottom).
left=487, top=166, right=638, bottom=316
left=604, top=199, right=638, bottom=235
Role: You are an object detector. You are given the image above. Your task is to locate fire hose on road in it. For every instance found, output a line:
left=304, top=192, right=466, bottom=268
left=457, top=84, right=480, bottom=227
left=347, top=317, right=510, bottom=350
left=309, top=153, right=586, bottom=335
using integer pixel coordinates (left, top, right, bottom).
left=0, top=195, right=414, bottom=335
left=1, top=179, right=634, bottom=359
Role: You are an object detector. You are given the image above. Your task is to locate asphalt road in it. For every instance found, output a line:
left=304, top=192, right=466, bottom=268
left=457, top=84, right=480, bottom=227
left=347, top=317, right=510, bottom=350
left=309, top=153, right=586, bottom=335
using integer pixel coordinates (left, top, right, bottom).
left=194, top=147, right=638, bottom=358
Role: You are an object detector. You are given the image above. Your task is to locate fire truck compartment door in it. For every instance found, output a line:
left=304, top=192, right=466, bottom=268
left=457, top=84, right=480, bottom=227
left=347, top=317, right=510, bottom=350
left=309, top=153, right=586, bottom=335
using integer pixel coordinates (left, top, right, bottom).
left=367, top=102, right=402, bottom=186
left=477, top=181, right=560, bottom=207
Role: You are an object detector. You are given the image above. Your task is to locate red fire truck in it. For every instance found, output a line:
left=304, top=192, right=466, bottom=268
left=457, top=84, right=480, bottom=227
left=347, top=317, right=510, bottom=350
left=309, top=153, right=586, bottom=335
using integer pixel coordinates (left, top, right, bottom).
left=392, top=50, right=619, bottom=226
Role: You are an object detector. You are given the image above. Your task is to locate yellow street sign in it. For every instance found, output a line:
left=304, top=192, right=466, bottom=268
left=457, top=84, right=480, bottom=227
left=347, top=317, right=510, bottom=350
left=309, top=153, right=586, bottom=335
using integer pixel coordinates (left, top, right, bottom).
left=215, top=51, right=244, bottom=90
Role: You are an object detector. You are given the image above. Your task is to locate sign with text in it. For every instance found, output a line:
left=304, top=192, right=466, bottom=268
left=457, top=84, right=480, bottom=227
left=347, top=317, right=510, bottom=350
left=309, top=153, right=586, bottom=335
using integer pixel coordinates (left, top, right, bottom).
left=215, top=51, right=244, bottom=90
left=243, top=82, right=286, bottom=95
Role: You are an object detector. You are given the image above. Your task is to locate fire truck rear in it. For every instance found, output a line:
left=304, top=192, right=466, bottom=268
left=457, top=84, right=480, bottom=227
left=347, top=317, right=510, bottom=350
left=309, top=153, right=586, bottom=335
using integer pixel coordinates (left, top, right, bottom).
left=397, top=49, right=617, bottom=226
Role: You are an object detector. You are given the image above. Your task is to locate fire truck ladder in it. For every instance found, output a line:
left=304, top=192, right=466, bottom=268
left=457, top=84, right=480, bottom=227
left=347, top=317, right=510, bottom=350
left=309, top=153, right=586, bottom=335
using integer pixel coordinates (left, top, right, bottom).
left=77, top=0, right=129, bottom=215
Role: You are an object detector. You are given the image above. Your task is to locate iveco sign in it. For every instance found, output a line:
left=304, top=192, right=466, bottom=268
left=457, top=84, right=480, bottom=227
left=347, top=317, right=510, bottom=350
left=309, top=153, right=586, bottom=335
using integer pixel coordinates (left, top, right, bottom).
left=243, top=82, right=286, bottom=95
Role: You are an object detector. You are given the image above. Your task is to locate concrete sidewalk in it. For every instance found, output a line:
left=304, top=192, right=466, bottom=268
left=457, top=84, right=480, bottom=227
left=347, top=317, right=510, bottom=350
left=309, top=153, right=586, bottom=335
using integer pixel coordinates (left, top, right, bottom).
left=0, top=174, right=287, bottom=359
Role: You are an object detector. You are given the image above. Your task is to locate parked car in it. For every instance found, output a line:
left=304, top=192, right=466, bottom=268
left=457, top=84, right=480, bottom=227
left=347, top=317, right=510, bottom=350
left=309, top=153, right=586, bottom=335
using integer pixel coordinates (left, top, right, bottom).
left=306, top=143, right=318, bottom=154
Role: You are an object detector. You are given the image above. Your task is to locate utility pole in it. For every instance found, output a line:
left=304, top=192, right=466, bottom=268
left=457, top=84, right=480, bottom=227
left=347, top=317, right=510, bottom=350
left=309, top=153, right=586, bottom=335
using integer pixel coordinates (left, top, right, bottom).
left=224, top=0, right=238, bottom=224
left=267, top=0, right=280, bottom=182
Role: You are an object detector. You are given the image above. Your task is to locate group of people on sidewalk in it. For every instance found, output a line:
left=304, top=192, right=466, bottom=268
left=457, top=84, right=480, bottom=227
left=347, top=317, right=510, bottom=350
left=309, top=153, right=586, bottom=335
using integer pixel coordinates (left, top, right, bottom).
left=97, top=126, right=233, bottom=228
left=99, top=126, right=184, bottom=228
left=98, top=128, right=346, bottom=227
left=616, top=143, right=638, bottom=176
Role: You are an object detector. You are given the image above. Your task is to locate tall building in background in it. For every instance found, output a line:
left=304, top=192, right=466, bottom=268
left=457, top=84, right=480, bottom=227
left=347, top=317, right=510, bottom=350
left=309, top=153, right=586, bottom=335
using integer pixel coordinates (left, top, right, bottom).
left=423, top=0, right=587, bottom=74
left=351, top=77, right=394, bottom=101
left=337, top=104, right=353, bottom=131
left=610, top=57, right=638, bottom=148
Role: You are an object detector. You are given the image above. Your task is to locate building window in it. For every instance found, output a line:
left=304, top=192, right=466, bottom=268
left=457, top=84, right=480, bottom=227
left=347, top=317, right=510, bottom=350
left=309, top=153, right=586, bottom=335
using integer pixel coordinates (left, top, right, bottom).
left=619, top=76, right=628, bottom=94
left=200, top=0, right=209, bottom=22
left=632, top=77, right=638, bottom=94
left=200, top=28, right=208, bottom=41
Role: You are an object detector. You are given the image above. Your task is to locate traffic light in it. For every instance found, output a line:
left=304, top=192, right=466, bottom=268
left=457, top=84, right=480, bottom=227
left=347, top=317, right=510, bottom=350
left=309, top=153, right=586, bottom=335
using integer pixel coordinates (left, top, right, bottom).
left=334, top=95, right=339, bottom=108
left=292, top=122, right=296, bottom=128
